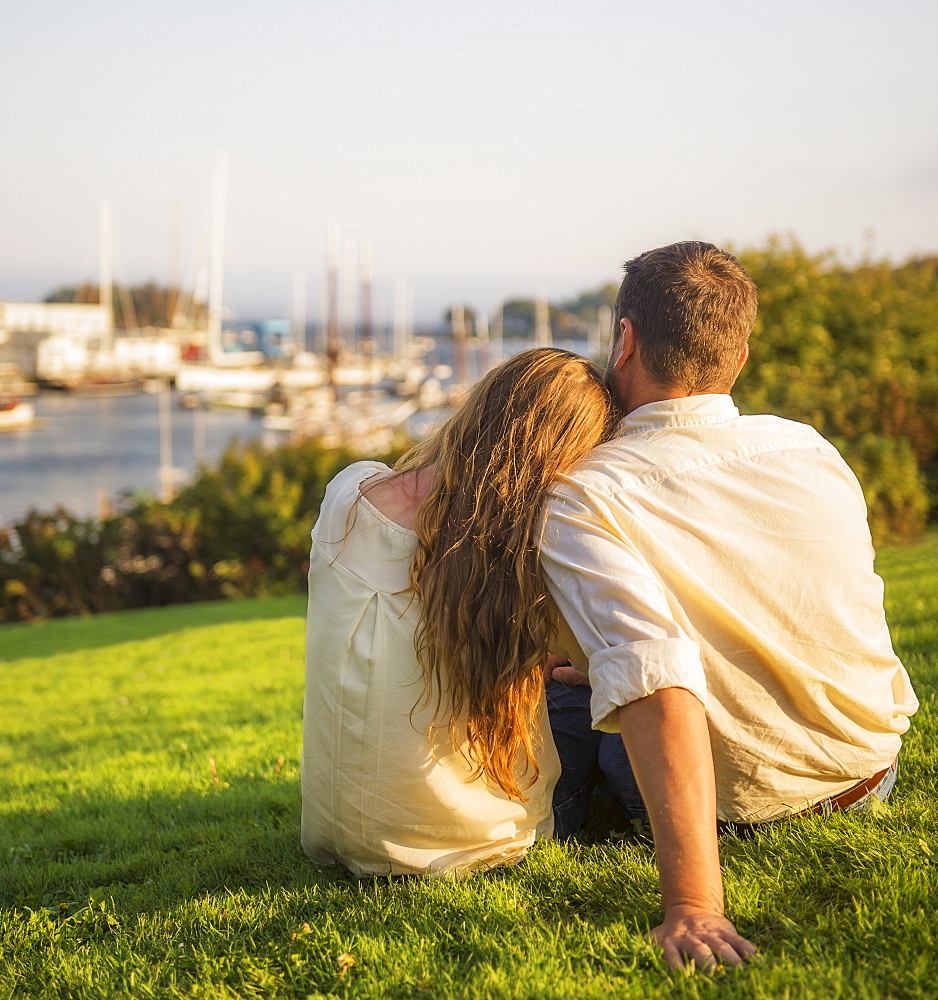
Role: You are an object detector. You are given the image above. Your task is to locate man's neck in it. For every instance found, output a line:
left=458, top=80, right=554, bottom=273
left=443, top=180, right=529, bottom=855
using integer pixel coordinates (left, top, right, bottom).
left=617, top=378, right=692, bottom=416
left=608, top=340, right=740, bottom=415
left=624, top=389, right=687, bottom=415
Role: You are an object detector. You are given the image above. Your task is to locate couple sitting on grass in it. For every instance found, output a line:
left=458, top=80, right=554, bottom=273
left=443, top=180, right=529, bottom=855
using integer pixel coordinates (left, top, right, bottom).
left=301, top=241, right=918, bottom=970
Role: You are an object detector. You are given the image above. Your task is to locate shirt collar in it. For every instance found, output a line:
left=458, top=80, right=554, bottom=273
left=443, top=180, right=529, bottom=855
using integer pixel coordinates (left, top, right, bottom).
left=617, top=394, right=740, bottom=436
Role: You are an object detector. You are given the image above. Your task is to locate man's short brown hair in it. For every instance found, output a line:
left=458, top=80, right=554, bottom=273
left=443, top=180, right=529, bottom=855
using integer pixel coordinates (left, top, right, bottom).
left=613, top=241, right=758, bottom=393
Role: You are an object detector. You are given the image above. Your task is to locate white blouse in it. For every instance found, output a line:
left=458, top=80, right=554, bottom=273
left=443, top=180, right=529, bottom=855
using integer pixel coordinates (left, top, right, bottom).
left=302, top=461, right=559, bottom=876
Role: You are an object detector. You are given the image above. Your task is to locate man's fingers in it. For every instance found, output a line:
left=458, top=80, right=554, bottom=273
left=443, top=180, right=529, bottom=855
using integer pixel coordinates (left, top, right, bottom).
left=659, top=934, right=716, bottom=971
left=715, top=928, right=758, bottom=960
left=651, top=911, right=757, bottom=973
left=660, top=941, right=685, bottom=971
left=544, top=655, right=570, bottom=670
left=685, top=942, right=719, bottom=970
left=707, top=936, right=747, bottom=966
left=655, top=930, right=757, bottom=972
left=725, top=933, right=758, bottom=959
left=550, top=665, right=590, bottom=686
left=664, top=940, right=737, bottom=972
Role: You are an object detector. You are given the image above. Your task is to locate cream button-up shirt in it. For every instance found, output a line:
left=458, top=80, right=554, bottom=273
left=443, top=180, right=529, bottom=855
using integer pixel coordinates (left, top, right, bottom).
left=540, top=395, right=918, bottom=823
left=302, top=461, right=559, bottom=876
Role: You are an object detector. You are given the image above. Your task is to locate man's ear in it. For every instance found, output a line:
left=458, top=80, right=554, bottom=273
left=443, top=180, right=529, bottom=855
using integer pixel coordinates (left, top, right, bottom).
left=732, top=342, right=750, bottom=382
left=611, top=317, right=637, bottom=371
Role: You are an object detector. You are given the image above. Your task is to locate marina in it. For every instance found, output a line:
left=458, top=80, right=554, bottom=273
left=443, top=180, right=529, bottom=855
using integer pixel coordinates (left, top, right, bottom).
left=0, top=388, right=275, bottom=526
left=0, top=335, right=586, bottom=528
left=0, top=155, right=603, bottom=530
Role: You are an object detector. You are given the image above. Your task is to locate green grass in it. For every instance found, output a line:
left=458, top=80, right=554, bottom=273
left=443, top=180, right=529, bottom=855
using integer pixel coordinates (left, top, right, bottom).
left=1, top=537, right=937, bottom=999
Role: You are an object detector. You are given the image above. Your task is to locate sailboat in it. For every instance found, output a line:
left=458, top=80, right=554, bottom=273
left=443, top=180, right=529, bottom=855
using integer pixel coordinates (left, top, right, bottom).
left=174, top=155, right=276, bottom=399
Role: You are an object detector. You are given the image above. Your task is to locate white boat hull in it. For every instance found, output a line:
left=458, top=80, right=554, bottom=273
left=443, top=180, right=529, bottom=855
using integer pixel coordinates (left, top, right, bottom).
left=175, top=364, right=279, bottom=393
left=0, top=401, right=37, bottom=430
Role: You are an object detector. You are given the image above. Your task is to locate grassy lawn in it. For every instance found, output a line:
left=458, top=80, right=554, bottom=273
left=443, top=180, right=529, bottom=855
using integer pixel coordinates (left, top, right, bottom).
left=1, top=536, right=936, bottom=999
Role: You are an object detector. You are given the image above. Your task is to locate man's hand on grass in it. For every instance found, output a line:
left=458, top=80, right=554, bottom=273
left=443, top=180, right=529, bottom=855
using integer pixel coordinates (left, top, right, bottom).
left=650, top=904, right=757, bottom=971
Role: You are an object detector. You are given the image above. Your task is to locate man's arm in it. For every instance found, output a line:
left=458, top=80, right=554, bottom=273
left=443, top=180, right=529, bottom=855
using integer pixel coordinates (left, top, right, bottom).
left=540, top=485, right=756, bottom=969
left=618, top=687, right=756, bottom=970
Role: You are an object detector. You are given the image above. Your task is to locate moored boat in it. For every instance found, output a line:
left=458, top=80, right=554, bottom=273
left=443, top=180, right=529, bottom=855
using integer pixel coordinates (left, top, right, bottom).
left=0, top=363, right=45, bottom=430
left=0, top=398, right=44, bottom=431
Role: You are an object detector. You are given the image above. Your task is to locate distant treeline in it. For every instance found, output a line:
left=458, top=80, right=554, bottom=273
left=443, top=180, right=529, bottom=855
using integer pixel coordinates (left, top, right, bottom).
left=44, top=282, right=203, bottom=330
left=5, top=236, right=936, bottom=623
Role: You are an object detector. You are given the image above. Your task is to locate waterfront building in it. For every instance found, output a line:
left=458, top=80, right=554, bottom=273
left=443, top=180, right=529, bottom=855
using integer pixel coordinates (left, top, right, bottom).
left=0, top=301, right=112, bottom=379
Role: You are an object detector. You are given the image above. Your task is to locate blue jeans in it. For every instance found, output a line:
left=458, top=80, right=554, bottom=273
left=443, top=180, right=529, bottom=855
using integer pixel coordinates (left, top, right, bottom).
left=546, top=679, right=899, bottom=839
left=546, top=680, right=645, bottom=839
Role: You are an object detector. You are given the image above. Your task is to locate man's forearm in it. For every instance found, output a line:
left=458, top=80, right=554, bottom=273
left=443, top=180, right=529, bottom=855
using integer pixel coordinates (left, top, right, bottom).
left=617, top=687, right=758, bottom=969
left=617, top=687, right=723, bottom=913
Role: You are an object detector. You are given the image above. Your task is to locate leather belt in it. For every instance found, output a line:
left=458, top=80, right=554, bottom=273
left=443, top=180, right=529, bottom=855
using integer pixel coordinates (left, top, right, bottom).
left=719, top=760, right=896, bottom=837
left=800, top=761, right=894, bottom=817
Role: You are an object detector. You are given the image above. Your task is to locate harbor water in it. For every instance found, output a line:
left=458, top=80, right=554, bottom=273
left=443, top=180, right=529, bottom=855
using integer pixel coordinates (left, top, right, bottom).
left=0, top=390, right=278, bottom=526
left=0, top=338, right=590, bottom=529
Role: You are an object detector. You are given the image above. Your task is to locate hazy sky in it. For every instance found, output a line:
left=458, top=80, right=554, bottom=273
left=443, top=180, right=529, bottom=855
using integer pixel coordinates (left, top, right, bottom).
left=2, top=0, right=936, bottom=324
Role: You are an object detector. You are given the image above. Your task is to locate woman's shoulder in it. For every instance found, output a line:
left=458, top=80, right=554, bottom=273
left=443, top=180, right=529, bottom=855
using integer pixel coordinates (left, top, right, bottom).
left=316, top=461, right=392, bottom=529
left=328, top=459, right=392, bottom=493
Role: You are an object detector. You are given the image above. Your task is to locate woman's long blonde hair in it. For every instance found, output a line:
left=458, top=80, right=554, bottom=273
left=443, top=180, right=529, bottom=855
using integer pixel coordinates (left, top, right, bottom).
left=395, top=348, right=618, bottom=800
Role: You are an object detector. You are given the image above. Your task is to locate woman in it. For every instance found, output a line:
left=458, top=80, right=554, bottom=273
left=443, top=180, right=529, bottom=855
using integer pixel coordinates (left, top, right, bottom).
left=302, top=348, right=618, bottom=876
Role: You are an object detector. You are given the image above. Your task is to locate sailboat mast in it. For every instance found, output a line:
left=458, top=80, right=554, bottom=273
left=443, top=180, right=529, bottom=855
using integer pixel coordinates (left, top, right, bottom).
left=491, top=301, right=504, bottom=366
left=392, top=281, right=405, bottom=360
left=360, top=242, right=374, bottom=412
left=476, top=311, right=490, bottom=377
left=594, top=304, right=611, bottom=359
left=326, top=224, right=340, bottom=400
left=292, top=271, right=307, bottom=359
left=452, top=303, right=467, bottom=388
left=342, top=237, right=358, bottom=352
left=207, top=153, right=228, bottom=363
left=168, top=199, right=180, bottom=327
left=534, top=296, right=552, bottom=347
left=360, top=243, right=373, bottom=347
left=99, top=199, right=113, bottom=350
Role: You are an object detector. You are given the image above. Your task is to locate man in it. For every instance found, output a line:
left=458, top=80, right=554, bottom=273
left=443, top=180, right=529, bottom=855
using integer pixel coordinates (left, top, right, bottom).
left=539, top=241, right=918, bottom=970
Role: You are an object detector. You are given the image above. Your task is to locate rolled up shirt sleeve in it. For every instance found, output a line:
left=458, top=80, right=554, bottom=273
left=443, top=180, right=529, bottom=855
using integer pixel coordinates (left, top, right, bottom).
left=540, top=482, right=707, bottom=733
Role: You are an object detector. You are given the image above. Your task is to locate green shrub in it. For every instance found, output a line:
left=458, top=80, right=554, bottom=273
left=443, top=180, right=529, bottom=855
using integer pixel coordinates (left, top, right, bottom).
left=736, top=237, right=938, bottom=539
left=0, top=438, right=408, bottom=623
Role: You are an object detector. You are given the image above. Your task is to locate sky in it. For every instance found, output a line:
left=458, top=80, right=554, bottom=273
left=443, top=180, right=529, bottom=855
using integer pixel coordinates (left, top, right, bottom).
left=1, top=0, right=936, bottom=325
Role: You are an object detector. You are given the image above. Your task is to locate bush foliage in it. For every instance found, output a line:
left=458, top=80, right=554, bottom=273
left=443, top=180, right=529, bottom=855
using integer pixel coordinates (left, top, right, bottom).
left=1, top=440, right=405, bottom=623
left=734, top=237, right=938, bottom=542
left=2, top=236, right=936, bottom=622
